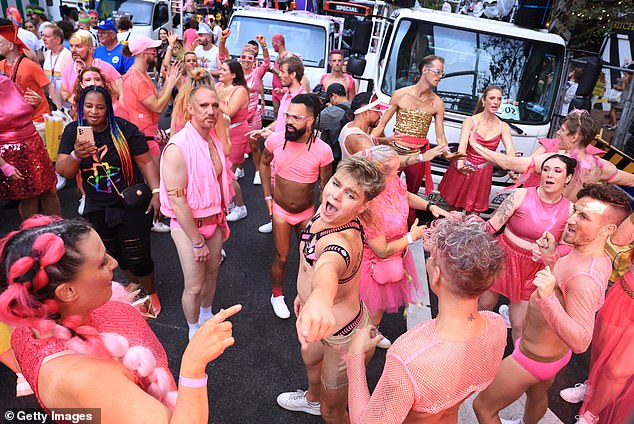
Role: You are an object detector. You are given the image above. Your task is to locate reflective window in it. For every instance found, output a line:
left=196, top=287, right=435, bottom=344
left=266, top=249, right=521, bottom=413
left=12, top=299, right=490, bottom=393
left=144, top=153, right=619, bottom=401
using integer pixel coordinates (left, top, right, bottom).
left=97, top=0, right=153, bottom=25
left=227, top=16, right=326, bottom=67
left=380, top=19, right=564, bottom=124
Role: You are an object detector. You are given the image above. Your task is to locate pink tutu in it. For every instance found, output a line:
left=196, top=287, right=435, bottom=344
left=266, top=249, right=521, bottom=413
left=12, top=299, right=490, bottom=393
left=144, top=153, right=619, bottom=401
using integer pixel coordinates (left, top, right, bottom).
left=439, top=161, right=493, bottom=212
left=581, top=272, right=634, bottom=423
left=360, top=246, right=421, bottom=314
left=489, top=234, right=544, bottom=303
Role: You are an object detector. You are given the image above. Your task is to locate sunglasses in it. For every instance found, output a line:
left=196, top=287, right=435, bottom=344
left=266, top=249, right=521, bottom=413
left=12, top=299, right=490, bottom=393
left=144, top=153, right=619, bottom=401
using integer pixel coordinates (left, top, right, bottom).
left=426, top=67, right=445, bottom=78
left=284, top=112, right=309, bottom=121
left=143, top=50, right=157, bottom=56
left=240, top=53, right=255, bottom=62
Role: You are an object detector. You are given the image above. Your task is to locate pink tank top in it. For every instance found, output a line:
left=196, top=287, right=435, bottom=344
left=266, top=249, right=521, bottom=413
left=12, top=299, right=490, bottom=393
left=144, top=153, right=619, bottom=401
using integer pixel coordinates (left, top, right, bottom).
left=11, top=301, right=173, bottom=415
left=464, top=119, right=503, bottom=166
left=245, top=56, right=270, bottom=119
left=506, top=187, right=571, bottom=243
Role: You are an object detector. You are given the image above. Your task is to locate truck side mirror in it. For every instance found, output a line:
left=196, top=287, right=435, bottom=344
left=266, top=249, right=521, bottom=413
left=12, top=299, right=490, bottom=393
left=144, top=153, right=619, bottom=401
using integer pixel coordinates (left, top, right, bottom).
left=575, top=56, right=603, bottom=98
left=351, top=20, right=372, bottom=55
left=346, top=56, right=366, bottom=77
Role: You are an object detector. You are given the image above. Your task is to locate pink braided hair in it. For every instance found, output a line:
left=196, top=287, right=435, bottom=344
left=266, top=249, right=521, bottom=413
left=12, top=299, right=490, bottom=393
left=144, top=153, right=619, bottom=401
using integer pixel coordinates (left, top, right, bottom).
left=0, top=216, right=177, bottom=409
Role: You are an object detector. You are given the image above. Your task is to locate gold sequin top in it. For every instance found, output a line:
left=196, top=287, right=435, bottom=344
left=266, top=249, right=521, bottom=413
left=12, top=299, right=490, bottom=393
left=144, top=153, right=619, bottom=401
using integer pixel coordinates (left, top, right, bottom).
left=394, top=108, right=433, bottom=139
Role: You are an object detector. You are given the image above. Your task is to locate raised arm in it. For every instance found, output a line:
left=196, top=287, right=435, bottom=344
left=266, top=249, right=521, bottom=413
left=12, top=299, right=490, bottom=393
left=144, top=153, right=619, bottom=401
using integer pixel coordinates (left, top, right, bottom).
left=371, top=91, right=400, bottom=137
left=470, top=138, right=534, bottom=173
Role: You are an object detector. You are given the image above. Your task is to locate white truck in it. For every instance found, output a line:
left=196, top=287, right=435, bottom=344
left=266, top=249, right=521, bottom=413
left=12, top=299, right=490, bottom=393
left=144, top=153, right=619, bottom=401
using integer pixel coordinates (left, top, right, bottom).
left=225, top=6, right=343, bottom=119
left=350, top=6, right=567, bottom=214
left=96, top=0, right=180, bottom=40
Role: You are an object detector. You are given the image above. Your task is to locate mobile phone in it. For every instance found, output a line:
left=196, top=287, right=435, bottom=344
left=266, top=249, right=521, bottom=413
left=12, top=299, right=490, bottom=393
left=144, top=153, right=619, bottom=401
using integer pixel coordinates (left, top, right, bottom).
left=77, top=126, right=95, bottom=145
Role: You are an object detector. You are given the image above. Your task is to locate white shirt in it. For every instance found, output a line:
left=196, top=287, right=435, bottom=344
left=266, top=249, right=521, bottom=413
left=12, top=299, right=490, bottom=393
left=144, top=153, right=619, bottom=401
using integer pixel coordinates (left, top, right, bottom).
left=117, top=31, right=132, bottom=43
left=43, top=47, right=73, bottom=109
left=17, top=28, right=43, bottom=52
left=194, top=45, right=219, bottom=72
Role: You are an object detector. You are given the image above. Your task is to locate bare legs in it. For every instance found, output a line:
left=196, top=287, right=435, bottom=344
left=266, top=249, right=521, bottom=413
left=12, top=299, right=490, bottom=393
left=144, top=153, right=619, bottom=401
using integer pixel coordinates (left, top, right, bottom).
left=17, top=189, right=61, bottom=220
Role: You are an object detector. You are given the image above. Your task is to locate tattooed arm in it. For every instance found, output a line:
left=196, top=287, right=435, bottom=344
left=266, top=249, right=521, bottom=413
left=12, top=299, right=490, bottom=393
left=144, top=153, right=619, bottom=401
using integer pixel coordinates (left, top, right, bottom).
left=487, top=189, right=527, bottom=233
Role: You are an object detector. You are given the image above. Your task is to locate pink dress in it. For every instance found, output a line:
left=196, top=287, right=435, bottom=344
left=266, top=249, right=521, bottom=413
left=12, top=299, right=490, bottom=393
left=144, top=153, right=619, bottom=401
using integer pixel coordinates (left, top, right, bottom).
left=218, top=84, right=250, bottom=165
left=360, top=175, right=420, bottom=314
left=11, top=301, right=175, bottom=416
left=438, top=119, right=503, bottom=212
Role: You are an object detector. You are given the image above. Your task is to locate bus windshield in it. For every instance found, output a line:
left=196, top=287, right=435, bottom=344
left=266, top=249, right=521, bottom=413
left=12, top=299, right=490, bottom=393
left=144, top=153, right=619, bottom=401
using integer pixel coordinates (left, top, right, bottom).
left=380, top=18, right=564, bottom=124
left=97, top=0, right=153, bottom=25
left=227, top=16, right=326, bottom=67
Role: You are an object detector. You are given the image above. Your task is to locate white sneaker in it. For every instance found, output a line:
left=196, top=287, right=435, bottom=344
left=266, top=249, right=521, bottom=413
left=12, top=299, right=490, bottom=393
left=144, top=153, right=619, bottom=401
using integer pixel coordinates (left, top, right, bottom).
left=271, top=295, right=290, bottom=319
left=244, top=152, right=250, bottom=159
left=258, top=220, right=273, bottom=233
left=227, top=202, right=236, bottom=213
left=560, top=381, right=587, bottom=403
left=253, top=171, right=261, bottom=185
left=277, top=390, right=321, bottom=416
left=226, top=205, right=247, bottom=222
left=151, top=221, right=171, bottom=233
left=376, top=331, right=392, bottom=349
left=56, top=173, right=67, bottom=190
left=235, top=167, right=245, bottom=179
left=498, top=304, right=511, bottom=329
left=220, top=248, right=226, bottom=265
left=77, top=195, right=86, bottom=215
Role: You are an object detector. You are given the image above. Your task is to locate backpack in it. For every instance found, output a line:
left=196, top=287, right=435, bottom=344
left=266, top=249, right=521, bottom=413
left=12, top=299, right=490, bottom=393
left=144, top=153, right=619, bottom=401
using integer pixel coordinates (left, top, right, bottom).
left=320, top=103, right=354, bottom=161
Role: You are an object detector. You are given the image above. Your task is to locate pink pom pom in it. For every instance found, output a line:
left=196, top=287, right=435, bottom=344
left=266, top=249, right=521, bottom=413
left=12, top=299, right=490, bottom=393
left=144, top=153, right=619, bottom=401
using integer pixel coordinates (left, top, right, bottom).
left=122, top=346, right=156, bottom=377
left=101, top=333, right=130, bottom=358
left=165, top=391, right=178, bottom=410
left=54, top=324, right=72, bottom=340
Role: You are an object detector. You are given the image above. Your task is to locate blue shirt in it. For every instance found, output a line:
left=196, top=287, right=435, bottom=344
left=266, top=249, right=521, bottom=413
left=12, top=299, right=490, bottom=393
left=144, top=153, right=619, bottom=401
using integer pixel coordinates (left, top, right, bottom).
left=94, top=43, right=134, bottom=74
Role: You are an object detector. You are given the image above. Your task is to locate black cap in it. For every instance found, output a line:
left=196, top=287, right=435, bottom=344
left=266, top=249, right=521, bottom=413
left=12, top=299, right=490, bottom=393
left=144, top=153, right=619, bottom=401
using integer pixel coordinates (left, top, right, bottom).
left=350, top=91, right=373, bottom=112
left=326, top=83, right=346, bottom=97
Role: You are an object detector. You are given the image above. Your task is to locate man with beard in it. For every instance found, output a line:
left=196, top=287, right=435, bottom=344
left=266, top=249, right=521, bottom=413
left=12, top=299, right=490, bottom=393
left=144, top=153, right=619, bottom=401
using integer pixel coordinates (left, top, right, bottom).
left=60, top=30, right=122, bottom=103
left=473, top=184, right=631, bottom=424
left=372, top=55, right=459, bottom=225
left=260, top=94, right=334, bottom=319
left=122, top=34, right=181, bottom=232
left=194, top=23, right=220, bottom=80
left=94, top=19, right=133, bottom=74
left=340, top=92, right=447, bottom=165
left=319, top=50, right=357, bottom=101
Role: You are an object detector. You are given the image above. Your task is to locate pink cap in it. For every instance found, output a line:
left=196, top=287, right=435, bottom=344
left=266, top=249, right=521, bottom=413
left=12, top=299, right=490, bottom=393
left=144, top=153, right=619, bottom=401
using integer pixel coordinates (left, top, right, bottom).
left=354, top=94, right=390, bottom=114
left=127, top=34, right=162, bottom=56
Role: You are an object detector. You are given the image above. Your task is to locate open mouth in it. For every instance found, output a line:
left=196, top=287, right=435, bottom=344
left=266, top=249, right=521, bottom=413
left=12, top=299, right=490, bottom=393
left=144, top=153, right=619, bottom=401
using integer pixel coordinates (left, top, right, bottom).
left=324, top=201, right=338, bottom=215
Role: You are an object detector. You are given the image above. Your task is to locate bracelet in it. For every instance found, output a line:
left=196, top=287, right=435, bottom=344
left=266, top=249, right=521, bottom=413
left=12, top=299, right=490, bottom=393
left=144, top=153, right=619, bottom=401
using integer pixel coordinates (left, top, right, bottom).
left=426, top=201, right=436, bottom=212
left=70, top=150, right=80, bottom=161
left=1, top=163, right=16, bottom=177
left=192, top=237, right=205, bottom=249
left=261, top=44, right=267, bottom=48
left=264, top=195, right=272, bottom=201
left=151, top=187, right=160, bottom=194
left=406, top=232, right=414, bottom=245
left=178, top=374, right=208, bottom=388
left=418, top=153, right=424, bottom=164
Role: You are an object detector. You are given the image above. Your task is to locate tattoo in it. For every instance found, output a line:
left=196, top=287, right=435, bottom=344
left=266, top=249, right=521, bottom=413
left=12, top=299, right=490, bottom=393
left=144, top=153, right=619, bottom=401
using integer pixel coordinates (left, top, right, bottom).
left=495, top=191, right=516, bottom=227
left=468, top=313, right=474, bottom=322
left=404, top=154, right=415, bottom=167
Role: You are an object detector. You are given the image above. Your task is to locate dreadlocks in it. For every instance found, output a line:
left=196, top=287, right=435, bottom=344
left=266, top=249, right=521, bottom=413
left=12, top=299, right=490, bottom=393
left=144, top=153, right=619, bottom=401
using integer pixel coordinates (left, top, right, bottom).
left=283, top=93, right=321, bottom=151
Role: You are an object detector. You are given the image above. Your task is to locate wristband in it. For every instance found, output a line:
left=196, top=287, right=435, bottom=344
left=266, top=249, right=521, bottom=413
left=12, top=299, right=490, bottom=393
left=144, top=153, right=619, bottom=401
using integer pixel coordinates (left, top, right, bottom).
left=192, top=237, right=205, bottom=249
left=406, top=232, right=414, bottom=245
left=70, top=150, right=80, bottom=161
left=151, top=188, right=160, bottom=194
left=418, top=153, right=424, bottom=164
left=426, top=201, right=435, bottom=212
left=261, top=44, right=267, bottom=48
left=178, top=374, right=208, bottom=388
left=1, top=163, right=16, bottom=177
left=264, top=196, right=272, bottom=201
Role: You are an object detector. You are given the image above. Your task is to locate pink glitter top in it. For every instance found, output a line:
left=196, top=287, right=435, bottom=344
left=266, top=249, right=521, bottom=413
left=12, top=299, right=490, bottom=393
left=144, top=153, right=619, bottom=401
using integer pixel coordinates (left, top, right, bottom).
left=11, top=301, right=174, bottom=414
left=506, top=187, right=571, bottom=243
left=0, top=75, right=38, bottom=143
left=363, top=175, right=408, bottom=241
left=345, top=311, right=506, bottom=423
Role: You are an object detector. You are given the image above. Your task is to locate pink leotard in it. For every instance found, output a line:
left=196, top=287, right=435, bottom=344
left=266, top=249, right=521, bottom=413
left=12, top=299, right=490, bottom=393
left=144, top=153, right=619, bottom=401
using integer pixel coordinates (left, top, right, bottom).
left=11, top=301, right=174, bottom=416
left=218, top=84, right=249, bottom=165
left=345, top=311, right=507, bottom=423
left=245, top=57, right=270, bottom=130
left=264, top=131, right=333, bottom=183
left=505, top=188, right=571, bottom=243
left=160, top=121, right=233, bottom=219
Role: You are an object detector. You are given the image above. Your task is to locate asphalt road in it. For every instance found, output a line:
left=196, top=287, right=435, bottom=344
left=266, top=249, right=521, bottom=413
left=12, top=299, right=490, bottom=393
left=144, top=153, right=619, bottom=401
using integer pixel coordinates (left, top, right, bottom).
left=0, top=158, right=590, bottom=423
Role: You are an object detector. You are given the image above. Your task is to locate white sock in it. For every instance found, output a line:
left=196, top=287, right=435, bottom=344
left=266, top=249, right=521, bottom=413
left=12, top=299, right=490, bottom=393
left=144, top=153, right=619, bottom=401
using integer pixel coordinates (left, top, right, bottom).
left=188, top=322, right=200, bottom=341
left=199, top=306, right=213, bottom=326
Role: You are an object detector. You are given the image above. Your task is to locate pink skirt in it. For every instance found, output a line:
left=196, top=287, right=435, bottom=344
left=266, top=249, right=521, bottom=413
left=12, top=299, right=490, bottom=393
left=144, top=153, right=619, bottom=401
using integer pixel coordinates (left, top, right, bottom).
left=489, top=234, right=544, bottom=303
left=438, top=161, right=493, bottom=212
left=581, top=271, right=634, bottom=423
left=360, top=247, right=421, bottom=314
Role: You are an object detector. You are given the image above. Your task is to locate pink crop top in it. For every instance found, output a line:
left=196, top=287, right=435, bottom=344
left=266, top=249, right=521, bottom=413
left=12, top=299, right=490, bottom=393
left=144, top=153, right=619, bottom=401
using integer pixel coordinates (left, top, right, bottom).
left=264, top=131, right=333, bottom=183
left=506, top=188, right=571, bottom=243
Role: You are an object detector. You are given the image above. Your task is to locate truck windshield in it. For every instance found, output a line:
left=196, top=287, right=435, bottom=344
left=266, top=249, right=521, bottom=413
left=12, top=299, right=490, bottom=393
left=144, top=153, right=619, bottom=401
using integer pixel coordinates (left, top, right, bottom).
left=381, top=18, right=564, bottom=124
left=227, top=16, right=326, bottom=67
left=97, top=0, right=152, bottom=25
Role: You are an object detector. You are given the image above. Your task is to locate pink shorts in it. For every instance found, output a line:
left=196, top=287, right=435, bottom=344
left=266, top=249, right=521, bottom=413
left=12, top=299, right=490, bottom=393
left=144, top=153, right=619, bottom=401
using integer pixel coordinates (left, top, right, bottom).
left=512, top=338, right=572, bottom=381
left=272, top=202, right=314, bottom=226
left=229, top=142, right=249, bottom=165
left=146, top=138, right=161, bottom=157
left=170, top=214, right=230, bottom=241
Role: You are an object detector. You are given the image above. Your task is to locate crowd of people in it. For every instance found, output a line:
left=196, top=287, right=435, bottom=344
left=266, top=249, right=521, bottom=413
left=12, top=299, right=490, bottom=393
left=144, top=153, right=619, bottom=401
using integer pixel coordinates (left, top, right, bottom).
left=1, top=7, right=634, bottom=424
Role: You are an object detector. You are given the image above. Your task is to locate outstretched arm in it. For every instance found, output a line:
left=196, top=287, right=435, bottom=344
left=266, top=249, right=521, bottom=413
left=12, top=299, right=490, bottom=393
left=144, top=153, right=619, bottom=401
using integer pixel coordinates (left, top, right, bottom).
left=470, top=139, right=534, bottom=173
left=611, top=213, right=634, bottom=246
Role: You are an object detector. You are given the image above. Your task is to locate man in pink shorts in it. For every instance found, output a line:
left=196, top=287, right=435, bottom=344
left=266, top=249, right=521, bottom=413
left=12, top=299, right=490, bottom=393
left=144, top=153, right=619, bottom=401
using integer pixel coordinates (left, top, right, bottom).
left=474, top=184, right=631, bottom=424
left=260, top=93, right=333, bottom=319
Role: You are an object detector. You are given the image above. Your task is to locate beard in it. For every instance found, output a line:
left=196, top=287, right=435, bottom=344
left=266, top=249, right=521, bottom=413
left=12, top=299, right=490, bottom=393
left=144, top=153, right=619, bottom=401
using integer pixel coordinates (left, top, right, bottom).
left=147, top=56, right=157, bottom=69
left=286, top=124, right=307, bottom=142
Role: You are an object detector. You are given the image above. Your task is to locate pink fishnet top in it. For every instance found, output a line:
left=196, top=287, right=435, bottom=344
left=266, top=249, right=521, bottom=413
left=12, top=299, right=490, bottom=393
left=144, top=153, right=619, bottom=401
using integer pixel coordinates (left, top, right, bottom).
left=363, top=175, right=408, bottom=242
left=11, top=301, right=173, bottom=413
left=345, top=311, right=507, bottom=423
left=537, top=249, right=611, bottom=353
